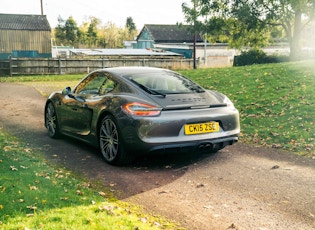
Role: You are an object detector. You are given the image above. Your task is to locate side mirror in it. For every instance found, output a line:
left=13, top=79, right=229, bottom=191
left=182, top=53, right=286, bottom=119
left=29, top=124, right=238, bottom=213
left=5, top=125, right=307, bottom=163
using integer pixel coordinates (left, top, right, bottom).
left=62, top=87, right=71, bottom=95
left=62, top=86, right=85, bottom=102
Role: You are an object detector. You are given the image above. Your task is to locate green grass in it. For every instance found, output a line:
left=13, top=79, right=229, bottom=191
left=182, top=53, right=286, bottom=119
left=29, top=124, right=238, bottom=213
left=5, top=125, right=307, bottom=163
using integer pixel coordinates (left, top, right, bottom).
left=180, top=60, right=315, bottom=157
left=0, top=74, right=83, bottom=97
left=0, top=130, right=181, bottom=229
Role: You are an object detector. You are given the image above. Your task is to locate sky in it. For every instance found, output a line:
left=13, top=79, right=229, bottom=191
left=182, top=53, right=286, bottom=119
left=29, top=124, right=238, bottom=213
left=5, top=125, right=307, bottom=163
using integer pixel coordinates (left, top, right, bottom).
left=2, top=0, right=187, bottom=29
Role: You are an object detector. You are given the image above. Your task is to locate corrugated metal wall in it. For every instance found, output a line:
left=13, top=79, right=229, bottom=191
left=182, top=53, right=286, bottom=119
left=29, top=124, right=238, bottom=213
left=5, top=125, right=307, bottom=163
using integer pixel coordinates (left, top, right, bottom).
left=0, top=29, right=51, bottom=55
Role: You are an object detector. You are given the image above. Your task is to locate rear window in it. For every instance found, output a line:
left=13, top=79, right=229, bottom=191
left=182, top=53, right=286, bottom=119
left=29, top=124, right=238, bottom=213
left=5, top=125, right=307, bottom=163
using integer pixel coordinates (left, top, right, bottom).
left=127, top=71, right=205, bottom=94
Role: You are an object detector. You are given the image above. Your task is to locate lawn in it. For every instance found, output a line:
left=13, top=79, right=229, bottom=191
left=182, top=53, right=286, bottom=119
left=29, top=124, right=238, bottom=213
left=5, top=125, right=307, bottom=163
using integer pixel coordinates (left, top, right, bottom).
left=180, top=60, right=315, bottom=157
left=0, top=130, right=180, bottom=229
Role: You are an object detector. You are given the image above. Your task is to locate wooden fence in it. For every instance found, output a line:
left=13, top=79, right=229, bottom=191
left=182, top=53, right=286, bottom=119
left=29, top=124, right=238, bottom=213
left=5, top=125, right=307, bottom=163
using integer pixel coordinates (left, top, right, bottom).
left=0, top=57, right=196, bottom=76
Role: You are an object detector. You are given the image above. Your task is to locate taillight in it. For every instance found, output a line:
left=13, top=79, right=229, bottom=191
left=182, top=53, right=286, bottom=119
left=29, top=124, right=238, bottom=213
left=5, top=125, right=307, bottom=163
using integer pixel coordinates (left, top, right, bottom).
left=122, top=102, right=161, bottom=116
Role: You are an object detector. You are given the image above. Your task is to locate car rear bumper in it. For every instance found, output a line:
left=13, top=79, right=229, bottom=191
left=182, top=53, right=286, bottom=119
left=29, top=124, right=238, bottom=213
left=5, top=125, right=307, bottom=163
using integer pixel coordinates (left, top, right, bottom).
left=124, top=134, right=238, bottom=154
left=119, top=106, right=240, bottom=154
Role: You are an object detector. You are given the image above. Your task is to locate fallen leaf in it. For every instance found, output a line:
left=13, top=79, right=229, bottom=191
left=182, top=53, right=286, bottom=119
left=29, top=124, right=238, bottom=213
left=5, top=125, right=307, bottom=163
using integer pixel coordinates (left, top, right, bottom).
left=29, top=186, right=38, bottom=191
left=10, top=166, right=18, bottom=171
left=271, top=165, right=280, bottom=170
left=140, top=217, right=147, bottom=223
left=272, top=144, right=282, bottom=148
left=3, top=146, right=12, bottom=152
left=228, top=223, right=238, bottom=229
left=196, top=183, right=205, bottom=188
left=158, top=190, right=169, bottom=194
left=98, top=191, right=107, bottom=197
left=99, top=205, right=115, bottom=215
left=26, top=205, right=37, bottom=210
left=24, top=148, right=32, bottom=153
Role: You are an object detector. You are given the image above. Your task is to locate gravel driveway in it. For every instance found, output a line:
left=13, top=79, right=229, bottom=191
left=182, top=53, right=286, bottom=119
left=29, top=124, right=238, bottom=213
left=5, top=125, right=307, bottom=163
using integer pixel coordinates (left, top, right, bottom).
left=0, top=82, right=314, bottom=230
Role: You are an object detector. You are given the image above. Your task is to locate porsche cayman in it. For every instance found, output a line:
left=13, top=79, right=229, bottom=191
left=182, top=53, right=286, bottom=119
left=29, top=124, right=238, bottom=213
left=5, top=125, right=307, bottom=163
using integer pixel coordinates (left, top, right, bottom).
left=44, top=67, right=240, bottom=165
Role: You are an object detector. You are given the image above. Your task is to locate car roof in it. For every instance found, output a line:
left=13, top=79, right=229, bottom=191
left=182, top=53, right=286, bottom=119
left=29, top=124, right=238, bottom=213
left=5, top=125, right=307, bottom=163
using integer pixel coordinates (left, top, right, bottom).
left=99, top=66, right=173, bottom=77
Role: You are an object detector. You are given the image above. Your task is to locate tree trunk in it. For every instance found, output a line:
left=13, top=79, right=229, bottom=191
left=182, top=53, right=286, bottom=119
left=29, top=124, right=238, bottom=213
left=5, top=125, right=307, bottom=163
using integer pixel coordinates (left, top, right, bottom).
left=290, top=9, right=302, bottom=61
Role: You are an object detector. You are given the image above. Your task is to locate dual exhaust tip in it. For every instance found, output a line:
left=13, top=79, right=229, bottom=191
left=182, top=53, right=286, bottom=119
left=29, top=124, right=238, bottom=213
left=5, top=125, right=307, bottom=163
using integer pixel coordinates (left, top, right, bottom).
left=197, top=140, right=237, bottom=153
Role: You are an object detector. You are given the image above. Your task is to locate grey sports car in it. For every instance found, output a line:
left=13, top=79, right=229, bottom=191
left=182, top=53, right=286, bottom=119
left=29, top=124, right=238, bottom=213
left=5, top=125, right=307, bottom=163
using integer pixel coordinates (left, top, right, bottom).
left=45, top=67, right=240, bottom=165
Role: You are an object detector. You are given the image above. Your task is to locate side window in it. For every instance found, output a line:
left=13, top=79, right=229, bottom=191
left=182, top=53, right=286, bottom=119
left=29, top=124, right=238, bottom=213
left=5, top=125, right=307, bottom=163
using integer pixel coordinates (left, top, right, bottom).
left=99, top=73, right=116, bottom=95
left=75, top=73, right=106, bottom=94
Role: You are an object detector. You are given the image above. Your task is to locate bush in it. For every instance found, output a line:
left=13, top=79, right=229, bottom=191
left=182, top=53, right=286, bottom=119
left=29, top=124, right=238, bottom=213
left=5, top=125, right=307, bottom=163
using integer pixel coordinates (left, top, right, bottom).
left=234, top=49, right=289, bottom=66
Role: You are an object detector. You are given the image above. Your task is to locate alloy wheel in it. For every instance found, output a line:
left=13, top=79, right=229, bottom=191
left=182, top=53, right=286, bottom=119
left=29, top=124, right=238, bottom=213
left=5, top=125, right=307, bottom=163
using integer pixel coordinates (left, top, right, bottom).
left=99, top=116, right=119, bottom=162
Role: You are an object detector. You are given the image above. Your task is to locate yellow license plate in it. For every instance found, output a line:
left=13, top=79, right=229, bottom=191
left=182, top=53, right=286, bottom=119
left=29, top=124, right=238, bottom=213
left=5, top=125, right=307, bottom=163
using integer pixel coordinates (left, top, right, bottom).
left=184, top=122, right=219, bottom=135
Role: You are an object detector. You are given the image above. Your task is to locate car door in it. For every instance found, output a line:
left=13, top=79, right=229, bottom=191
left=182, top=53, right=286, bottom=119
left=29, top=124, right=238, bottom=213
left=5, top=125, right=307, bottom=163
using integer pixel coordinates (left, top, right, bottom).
left=59, top=72, right=107, bottom=135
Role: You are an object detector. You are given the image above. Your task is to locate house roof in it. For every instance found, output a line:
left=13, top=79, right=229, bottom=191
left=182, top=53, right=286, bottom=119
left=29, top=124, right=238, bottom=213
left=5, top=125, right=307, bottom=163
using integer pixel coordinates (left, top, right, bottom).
left=0, top=13, right=51, bottom=31
left=139, top=24, right=204, bottom=43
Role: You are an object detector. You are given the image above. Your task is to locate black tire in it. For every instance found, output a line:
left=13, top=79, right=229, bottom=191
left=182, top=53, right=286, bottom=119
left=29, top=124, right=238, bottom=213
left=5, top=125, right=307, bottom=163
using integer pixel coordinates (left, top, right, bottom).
left=99, top=115, right=130, bottom=165
left=45, top=102, right=60, bottom=138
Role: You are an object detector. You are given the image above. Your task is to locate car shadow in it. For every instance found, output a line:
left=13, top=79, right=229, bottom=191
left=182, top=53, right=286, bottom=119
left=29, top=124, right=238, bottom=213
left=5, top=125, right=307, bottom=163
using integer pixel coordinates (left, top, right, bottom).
left=40, top=134, right=226, bottom=199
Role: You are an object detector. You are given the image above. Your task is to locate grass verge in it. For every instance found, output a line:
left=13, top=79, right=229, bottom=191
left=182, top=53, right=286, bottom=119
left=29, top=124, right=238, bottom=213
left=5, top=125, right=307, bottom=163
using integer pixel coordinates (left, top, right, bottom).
left=180, top=60, right=315, bottom=157
left=0, top=129, right=181, bottom=229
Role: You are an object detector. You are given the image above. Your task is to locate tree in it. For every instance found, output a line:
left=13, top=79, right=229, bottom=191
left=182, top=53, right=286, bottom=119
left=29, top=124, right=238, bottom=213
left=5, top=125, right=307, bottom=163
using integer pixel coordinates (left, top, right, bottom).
left=53, top=16, right=137, bottom=48
left=125, top=17, right=137, bottom=41
left=125, top=17, right=136, bottom=33
left=54, top=16, right=83, bottom=47
left=182, top=0, right=315, bottom=61
left=64, top=17, right=81, bottom=46
left=98, top=22, right=126, bottom=48
left=228, top=0, right=315, bottom=60
left=54, top=16, right=67, bottom=45
left=86, top=17, right=100, bottom=48
left=181, top=0, right=203, bottom=34
left=181, top=0, right=204, bottom=69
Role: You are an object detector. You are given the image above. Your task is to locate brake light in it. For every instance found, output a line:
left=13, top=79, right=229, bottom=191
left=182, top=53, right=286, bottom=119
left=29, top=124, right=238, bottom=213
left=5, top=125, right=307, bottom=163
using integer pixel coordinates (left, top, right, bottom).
left=122, top=102, right=161, bottom=116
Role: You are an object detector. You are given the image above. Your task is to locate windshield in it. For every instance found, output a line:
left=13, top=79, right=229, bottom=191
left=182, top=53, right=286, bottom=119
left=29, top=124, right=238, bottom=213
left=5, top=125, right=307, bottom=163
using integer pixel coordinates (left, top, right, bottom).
left=127, top=71, right=205, bottom=95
